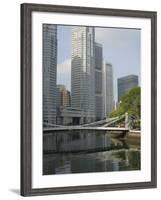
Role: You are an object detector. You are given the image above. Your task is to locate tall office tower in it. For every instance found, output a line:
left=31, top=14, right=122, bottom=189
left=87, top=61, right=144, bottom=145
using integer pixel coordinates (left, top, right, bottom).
left=56, top=85, right=71, bottom=108
left=95, top=42, right=104, bottom=121
left=105, top=63, right=114, bottom=117
left=71, top=26, right=95, bottom=123
left=117, top=74, right=138, bottom=102
left=43, top=24, right=57, bottom=126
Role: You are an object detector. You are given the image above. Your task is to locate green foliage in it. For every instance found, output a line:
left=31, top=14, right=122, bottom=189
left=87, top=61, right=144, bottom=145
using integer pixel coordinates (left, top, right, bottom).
left=110, top=87, right=141, bottom=120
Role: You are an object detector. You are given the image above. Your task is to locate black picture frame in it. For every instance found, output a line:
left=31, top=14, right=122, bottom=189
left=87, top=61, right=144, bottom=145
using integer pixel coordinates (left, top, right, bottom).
left=21, top=3, right=157, bottom=196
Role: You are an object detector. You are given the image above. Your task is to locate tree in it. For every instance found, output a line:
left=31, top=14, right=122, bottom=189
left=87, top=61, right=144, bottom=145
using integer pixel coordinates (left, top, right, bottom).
left=110, top=87, right=141, bottom=121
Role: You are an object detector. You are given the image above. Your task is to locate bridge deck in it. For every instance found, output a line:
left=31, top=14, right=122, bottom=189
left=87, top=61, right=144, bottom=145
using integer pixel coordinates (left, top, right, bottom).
left=44, top=126, right=129, bottom=132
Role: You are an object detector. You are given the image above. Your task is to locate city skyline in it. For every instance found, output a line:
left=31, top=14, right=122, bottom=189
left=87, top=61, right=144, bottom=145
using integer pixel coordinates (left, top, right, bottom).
left=43, top=24, right=141, bottom=127
left=57, top=25, right=141, bottom=102
left=42, top=24, right=142, bottom=176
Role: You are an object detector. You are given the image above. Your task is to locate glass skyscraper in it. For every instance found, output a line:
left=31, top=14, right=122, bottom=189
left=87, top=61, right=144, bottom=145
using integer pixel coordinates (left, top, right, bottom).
left=71, top=26, right=95, bottom=123
left=117, top=74, right=138, bottom=102
left=43, top=24, right=57, bottom=126
left=95, top=42, right=104, bottom=121
left=105, top=63, right=114, bottom=117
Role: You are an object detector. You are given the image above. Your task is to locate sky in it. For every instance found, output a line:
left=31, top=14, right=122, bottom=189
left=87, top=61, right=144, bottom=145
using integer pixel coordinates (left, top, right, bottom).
left=57, top=25, right=141, bottom=102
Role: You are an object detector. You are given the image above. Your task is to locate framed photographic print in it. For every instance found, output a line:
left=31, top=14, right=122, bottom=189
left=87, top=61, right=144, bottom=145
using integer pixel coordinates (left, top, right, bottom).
left=21, top=3, right=157, bottom=196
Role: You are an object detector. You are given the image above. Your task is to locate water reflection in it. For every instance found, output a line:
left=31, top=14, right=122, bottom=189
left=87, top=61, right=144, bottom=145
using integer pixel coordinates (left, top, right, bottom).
left=43, top=130, right=140, bottom=175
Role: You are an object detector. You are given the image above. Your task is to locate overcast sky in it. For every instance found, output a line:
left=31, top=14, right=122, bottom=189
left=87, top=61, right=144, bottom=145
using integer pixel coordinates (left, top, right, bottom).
left=57, top=25, right=141, bottom=102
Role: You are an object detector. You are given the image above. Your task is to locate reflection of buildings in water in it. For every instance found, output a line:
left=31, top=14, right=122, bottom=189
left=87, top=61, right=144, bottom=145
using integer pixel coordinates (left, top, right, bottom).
left=94, top=151, right=120, bottom=171
left=125, top=150, right=129, bottom=166
left=43, top=130, right=140, bottom=175
left=43, top=150, right=133, bottom=175
left=43, top=147, right=140, bottom=175
left=55, top=161, right=71, bottom=174
left=43, top=130, right=112, bottom=153
left=111, top=149, right=141, bottom=170
left=111, top=138, right=124, bottom=146
left=112, top=160, right=120, bottom=171
left=103, top=159, right=119, bottom=172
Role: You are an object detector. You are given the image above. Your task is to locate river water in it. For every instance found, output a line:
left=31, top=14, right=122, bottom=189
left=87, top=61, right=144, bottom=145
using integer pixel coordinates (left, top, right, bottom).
left=43, top=130, right=140, bottom=175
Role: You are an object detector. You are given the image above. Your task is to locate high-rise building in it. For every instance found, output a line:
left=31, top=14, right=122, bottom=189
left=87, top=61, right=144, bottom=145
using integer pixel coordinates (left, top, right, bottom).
left=117, top=74, right=138, bottom=102
left=105, top=63, right=114, bottom=117
left=71, top=26, right=95, bottom=123
left=95, top=42, right=104, bottom=121
left=43, top=24, right=57, bottom=126
left=56, top=85, right=71, bottom=108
